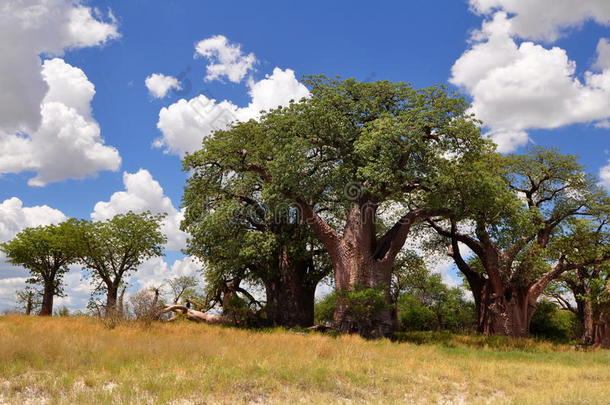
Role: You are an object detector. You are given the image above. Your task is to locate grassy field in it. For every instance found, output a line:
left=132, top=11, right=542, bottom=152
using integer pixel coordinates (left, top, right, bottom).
left=0, top=316, right=609, bottom=404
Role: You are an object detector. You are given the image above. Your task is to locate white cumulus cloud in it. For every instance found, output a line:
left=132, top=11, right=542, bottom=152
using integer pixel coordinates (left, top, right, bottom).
left=135, top=256, right=201, bottom=290
left=145, top=73, right=182, bottom=99
left=155, top=67, right=309, bottom=156
left=0, top=58, right=121, bottom=186
left=469, top=0, right=610, bottom=42
left=195, top=35, right=257, bottom=83
left=0, top=0, right=119, bottom=135
left=0, top=197, right=66, bottom=243
left=451, top=10, right=610, bottom=152
left=91, top=169, right=188, bottom=251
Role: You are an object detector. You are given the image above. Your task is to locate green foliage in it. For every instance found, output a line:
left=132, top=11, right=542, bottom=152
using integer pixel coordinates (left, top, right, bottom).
left=0, top=220, right=81, bottom=292
left=1, top=220, right=81, bottom=314
left=74, top=211, right=167, bottom=303
left=530, top=301, right=579, bottom=343
left=314, top=292, right=336, bottom=324
left=336, top=286, right=389, bottom=326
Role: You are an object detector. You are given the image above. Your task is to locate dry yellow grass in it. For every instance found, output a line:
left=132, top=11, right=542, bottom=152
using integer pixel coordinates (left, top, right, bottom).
left=0, top=315, right=609, bottom=404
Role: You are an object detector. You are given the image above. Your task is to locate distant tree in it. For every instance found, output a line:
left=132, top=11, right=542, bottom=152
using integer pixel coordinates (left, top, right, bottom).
left=186, top=76, right=492, bottom=337
left=392, top=253, right=475, bottom=333
left=1, top=220, right=80, bottom=316
left=15, top=287, right=42, bottom=315
left=75, top=212, right=166, bottom=316
left=166, top=275, right=199, bottom=305
left=428, top=148, right=610, bottom=337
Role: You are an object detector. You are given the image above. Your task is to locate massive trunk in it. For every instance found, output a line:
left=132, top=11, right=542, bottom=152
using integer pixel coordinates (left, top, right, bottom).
left=477, top=285, right=535, bottom=337
left=332, top=256, right=394, bottom=338
left=264, top=250, right=317, bottom=327
left=39, top=282, right=55, bottom=316
left=466, top=273, right=539, bottom=338
left=297, top=200, right=427, bottom=338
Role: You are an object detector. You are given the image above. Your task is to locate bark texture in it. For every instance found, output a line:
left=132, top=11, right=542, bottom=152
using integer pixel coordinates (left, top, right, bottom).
left=298, top=199, right=433, bottom=338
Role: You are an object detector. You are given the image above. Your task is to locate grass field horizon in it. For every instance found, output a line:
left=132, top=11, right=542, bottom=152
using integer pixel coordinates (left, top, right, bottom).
left=1, top=315, right=609, bottom=404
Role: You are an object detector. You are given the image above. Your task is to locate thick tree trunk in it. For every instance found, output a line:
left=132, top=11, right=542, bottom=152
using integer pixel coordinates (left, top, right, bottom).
left=332, top=255, right=394, bottom=338
left=473, top=280, right=535, bottom=337
left=39, top=282, right=55, bottom=316
left=297, top=200, right=428, bottom=338
left=264, top=249, right=318, bottom=327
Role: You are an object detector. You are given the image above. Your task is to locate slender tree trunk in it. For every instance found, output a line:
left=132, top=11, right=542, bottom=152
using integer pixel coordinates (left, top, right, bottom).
left=25, top=296, right=33, bottom=315
left=594, top=313, right=610, bottom=349
left=105, top=284, right=119, bottom=317
left=39, top=282, right=55, bottom=316
left=580, top=299, right=595, bottom=345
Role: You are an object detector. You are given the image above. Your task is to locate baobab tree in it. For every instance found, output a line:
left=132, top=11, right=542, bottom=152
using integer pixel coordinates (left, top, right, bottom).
left=181, top=168, right=330, bottom=327
left=185, top=76, right=492, bottom=337
left=1, top=220, right=80, bottom=316
left=549, top=216, right=610, bottom=347
left=428, top=148, right=610, bottom=337
left=75, top=211, right=166, bottom=316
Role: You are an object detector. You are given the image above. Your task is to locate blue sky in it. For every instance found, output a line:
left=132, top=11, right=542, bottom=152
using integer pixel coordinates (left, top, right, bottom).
left=1, top=0, right=609, bottom=311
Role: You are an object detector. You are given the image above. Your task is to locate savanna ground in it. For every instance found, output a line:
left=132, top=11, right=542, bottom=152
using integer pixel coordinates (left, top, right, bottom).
left=0, top=316, right=609, bottom=405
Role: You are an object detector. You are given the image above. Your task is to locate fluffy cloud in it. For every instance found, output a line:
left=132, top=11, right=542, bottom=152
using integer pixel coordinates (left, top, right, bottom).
left=0, top=0, right=119, bottom=135
left=195, top=35, right=257, bottom=83
left=451, top=11, right=610, bottom=152
left=0, top=197, right=66, bottom=243
left=145, top=73, right=182, bottom=99
left=0, top=58, right=121, bottom=185
left=156, top=67, right=310, bottom=156
left=134, top=256, right=201, bottom=290
left=91, top=169, right=188, bottom=251
left=469, top=0, right=610, bottom=41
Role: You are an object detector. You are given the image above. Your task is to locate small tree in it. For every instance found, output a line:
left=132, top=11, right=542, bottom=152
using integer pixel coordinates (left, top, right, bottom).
left=75, top=212, right=166, bottom=316
left=166, top=276, right=199, bottom=305
left=15, top=287, right=42, bottom=315
left=1, top=220, right=79, bottom=316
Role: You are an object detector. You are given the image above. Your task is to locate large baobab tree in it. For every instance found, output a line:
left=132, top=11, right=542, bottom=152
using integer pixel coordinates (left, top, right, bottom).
left=181, top=166, right=330, bottom=327
left=185, top=76, right=492, bottom=337
left=1, top=220, right=80, bottom=316
left=429, top=148, right=610, bottom=337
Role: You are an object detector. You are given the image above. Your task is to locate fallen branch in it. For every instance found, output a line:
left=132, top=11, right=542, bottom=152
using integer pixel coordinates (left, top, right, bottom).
left=160, top=305, right=228, bottom=324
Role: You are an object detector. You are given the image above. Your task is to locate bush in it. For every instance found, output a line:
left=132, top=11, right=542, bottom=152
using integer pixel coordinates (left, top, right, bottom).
left=530, top=300, right=578, bottom=343
left=314, top=292, right=336, bottom=324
